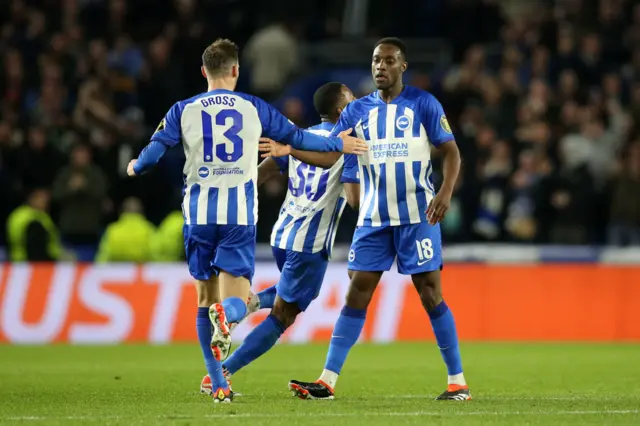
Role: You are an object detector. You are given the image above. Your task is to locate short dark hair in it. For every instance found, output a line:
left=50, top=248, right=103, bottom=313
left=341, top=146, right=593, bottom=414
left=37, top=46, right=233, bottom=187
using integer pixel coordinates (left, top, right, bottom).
left=202, top=38, right=239, bottom=77
left=313, top=82, right=344, bottom=118
left=374, top=37, right=407, bottom=60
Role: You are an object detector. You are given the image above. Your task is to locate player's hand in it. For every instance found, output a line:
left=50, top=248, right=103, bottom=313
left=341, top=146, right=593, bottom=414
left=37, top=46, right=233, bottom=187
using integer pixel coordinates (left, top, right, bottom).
left=426, top=191, right=451, bottom=225
left=338, top=129, right=368, bottom=155
left=259, top=137, right=291, bottom=158
left=127, top=159, right=138, bottom=177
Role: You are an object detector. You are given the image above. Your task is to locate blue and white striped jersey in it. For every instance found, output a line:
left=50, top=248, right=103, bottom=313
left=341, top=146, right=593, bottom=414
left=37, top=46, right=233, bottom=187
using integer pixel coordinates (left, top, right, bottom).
left=147, top=89, right=343, bottom=226
left=337, top=86, right=454, bottom=227
left=270, top=122, right=347, bottom=257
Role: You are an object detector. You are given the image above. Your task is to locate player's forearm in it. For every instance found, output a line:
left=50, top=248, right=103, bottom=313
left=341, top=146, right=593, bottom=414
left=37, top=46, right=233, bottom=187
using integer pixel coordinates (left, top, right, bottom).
left=286, top=129, right=343, bottom=152
left=439, top=141, right=461, bottom=195
left=290, top=149, right=342, bottom=168
left=133, top=140, right=168, bottom=175
left=257, top=158, right=281, bottom=187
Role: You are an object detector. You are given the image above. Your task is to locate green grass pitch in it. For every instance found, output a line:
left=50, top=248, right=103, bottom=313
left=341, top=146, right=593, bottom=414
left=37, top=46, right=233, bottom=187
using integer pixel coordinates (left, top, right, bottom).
left=1, top=343, right=639, bottom=425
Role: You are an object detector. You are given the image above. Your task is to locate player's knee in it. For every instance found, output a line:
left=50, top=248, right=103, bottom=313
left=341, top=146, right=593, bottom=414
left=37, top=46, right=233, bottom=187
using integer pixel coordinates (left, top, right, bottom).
left=345, top=272, right=378, bottom=310
left=413, top=273, right=442, bottom=312
left=271, top=298, right=301, bottom=329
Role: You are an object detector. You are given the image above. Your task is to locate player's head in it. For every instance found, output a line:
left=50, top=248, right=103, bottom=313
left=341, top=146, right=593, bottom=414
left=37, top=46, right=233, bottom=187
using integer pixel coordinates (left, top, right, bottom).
left=201, top=38, right=239, bottom=88
left=372, top=37, right=407, bottom=90
left=313, top=82, right=355, bottom=123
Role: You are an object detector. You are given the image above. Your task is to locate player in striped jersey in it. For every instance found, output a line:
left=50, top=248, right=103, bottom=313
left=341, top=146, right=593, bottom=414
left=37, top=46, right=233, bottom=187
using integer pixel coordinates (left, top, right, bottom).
left=212, top=82, right=358, bottom=384
left=288, top=38, right=471, bottom=401
left=126, top=39, right=367, bottom=404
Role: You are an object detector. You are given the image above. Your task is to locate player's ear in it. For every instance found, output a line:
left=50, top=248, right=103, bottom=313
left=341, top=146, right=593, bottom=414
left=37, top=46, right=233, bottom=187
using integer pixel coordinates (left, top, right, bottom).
left=231, top=64, right=239, bottom=79
left=201, top=66, right=207, bottom=79
left=402, top=62, right=408, bottom=72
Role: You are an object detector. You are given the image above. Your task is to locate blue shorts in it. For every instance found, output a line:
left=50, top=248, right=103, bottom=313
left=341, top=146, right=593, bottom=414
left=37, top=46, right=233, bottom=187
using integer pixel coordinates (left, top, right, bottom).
left=348, top=222, right=443, bottom=275
left=183, top=224, right=255, bottom=281
left=272, top=247, right=328, bottom=311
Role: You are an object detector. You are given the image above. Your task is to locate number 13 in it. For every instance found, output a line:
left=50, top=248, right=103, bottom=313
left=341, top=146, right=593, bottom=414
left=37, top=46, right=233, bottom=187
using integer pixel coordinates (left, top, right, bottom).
left=202, top=110, right=243, bottom=163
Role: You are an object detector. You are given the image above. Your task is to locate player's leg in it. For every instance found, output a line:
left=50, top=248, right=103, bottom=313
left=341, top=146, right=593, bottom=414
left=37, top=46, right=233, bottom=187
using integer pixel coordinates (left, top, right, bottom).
left=228, top=246, right=285, bottom=335
left=184, top=224, right=230, bottom=403
left=289, top=227, right=394, bottom=400
left=223, top=250, right=327, bottom=375
left=208, top=225, right=256, bottom=362
left=395, top=223, right=470, bottom=401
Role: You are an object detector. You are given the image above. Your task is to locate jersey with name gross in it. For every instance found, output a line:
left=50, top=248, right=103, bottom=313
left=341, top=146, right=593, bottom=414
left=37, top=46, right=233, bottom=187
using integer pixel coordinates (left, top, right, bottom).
left=152, top=89, right=310, bottom=226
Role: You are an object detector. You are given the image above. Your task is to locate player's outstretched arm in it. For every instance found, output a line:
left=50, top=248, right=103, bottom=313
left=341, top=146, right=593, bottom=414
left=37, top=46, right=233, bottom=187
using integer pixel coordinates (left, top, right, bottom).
left=259, top=137, right=342, bottom=169
left=286, top=128, right=367, bottom=154
left=129, top=103, right=182, bottom=176
left=127, top=141, right=168, bottom=176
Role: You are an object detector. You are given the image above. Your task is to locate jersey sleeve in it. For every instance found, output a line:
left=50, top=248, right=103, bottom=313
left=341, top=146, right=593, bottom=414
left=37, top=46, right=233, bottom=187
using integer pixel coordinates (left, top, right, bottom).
left=422, top=95, right=455, bottom=147
left=252, top=97, right=343, bottom=152
left=272, top=155, right=289, bottom=173
left=151, top=102, right=184, bottom=147
left=340, top=154, right=359, bottom=183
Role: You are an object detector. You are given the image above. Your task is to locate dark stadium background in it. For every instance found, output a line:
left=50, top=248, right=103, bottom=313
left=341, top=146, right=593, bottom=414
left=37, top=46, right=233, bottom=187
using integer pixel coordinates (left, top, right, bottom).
left=2, top=0, right=640, bottom=260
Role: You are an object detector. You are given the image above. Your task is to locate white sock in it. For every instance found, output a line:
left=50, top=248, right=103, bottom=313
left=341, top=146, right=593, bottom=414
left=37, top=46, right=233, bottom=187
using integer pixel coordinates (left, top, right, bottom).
left=448, top=372, right=466, bottom=386
left=318, top=369, right=339, bottom=390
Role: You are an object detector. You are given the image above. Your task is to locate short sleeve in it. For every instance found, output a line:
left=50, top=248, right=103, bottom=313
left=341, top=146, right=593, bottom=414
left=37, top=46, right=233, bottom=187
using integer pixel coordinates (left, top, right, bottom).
left=340, top=154, right=359, bottom=183
left=422, top=95, right=454, bottom=147
left=252, top=96, right=297, bottom=141
left=151, top=102, right=184, bottom=147
left=273, top=156, right=289, bottom=173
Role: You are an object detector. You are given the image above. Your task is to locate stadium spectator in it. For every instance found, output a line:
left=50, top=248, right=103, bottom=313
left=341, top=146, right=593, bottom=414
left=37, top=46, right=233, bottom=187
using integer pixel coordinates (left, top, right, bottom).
left=52, top=144, right=108, bottom=246
left=607, top=142, right=640, bottom=246
left=244, top=18, right=301, bottom=101
left=6, top=188, right=61, bottom=261
left=151, top=210, right=186, bottom=262
left=96, top=197, right=155, bottom=263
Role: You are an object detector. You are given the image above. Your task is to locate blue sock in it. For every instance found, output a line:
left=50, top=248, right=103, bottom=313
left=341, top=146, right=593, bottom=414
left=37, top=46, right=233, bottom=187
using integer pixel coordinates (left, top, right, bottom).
left=196, top=307, right=227, bottom=389
left=428, top=301, right=463, bottom=375
left=222, top=296, right=247, bottom=323
left=223, top=314, right=286, bottom=374
left=324, top=306, right=366, bottom=374
left=257, top=286, right=277, bottom=309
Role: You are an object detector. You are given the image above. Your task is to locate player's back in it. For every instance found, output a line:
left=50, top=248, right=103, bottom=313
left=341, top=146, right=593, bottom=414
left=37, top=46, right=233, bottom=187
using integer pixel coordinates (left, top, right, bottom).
left=180, top=89, right=262, bottom=226
left=270, top=122, right=346, bottom=257
left=338, top=86, right=453, bottom=227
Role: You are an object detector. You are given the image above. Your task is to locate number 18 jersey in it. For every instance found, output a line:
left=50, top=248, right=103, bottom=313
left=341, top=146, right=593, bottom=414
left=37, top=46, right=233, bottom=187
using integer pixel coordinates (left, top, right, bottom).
left=270, top=122, right=347, bottom=257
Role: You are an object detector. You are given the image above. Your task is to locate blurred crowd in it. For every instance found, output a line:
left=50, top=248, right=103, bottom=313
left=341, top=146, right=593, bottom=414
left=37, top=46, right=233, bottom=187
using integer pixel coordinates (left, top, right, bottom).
left=1, top=0, right=640, bottom=263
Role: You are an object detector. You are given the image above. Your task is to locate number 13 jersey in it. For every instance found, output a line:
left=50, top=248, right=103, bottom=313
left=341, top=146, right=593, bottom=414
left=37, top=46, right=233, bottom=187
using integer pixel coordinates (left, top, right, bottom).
left=270, top=122, right=347, bottom=257
left=151, top=89, right=340, bottom=227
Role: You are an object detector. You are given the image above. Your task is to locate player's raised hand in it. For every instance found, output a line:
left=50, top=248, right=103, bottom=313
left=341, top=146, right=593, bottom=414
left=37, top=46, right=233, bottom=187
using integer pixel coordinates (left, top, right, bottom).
left=127, top=159, right=138, bottom=177
left=426, top=191, right=451, bottom=225
left=259, top=137, right=291, bottom=158
left=338, top=129, right=368, bottom=155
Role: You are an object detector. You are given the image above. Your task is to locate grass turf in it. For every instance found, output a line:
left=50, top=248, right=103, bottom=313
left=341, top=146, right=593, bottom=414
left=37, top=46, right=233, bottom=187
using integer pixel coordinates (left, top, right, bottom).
left=1, top=343, right=639, bottom=425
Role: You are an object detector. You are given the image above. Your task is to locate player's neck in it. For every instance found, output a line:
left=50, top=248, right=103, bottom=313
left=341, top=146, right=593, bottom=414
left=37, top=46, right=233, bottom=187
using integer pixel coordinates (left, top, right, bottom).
left=207, top=78, right=235, bottom=92
left=321, top=118, right=337, bottom=124
left=378, top=84, right=404, bottom=103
